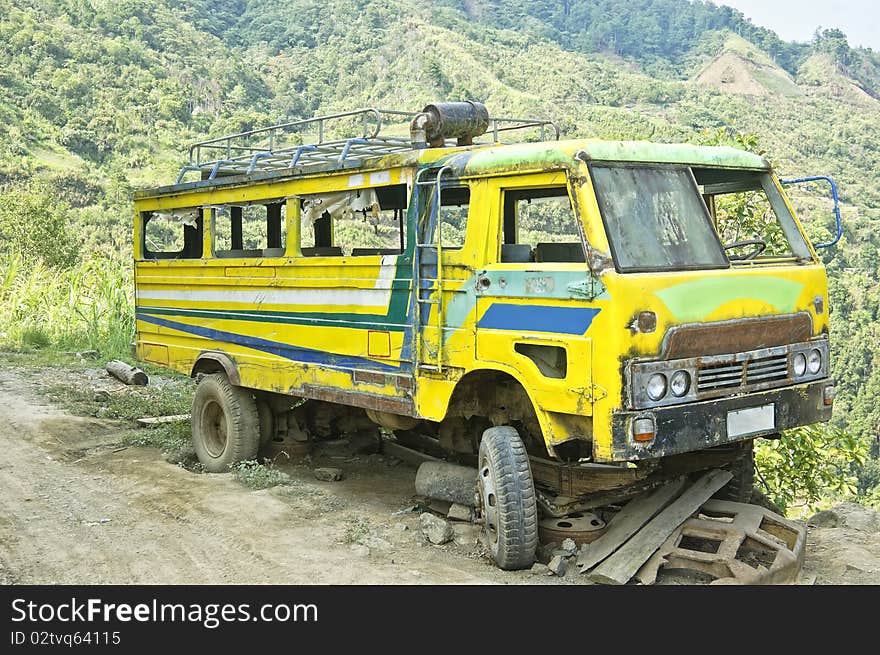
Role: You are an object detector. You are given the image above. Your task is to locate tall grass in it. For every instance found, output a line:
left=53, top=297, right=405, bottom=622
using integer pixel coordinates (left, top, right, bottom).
left=0, top=253, right=133, bottom=357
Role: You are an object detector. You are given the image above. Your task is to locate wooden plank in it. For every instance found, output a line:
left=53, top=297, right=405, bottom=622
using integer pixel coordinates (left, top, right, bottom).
left=587, top=469, right=732, bottom=585
left=576, top=477, right=686, bottom=572
left=136, top=414, right=189, bottom=427
left=634, top=530, right=682, bottom=585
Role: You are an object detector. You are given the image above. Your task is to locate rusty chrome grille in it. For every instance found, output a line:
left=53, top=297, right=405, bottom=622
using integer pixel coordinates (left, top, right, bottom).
left=629, top=340, right=828, bottom=410
left=697, top=353, right=789, bottom=393
left=697, top=361, right=743, bottom=391
left=745, top=353, right=789, bottom=384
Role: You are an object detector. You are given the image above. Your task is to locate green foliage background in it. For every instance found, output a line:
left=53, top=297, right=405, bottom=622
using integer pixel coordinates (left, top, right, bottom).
left=2, top=0, right=880, bottom=512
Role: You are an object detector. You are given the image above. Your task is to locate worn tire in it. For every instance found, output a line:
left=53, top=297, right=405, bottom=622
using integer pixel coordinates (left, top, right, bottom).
left=191, top=373, right=260, bottom=472
left=256, top=396, right=276, bottom=449
left=715, top=440, right=755, bottom=503
left=477, top=426, right=538, bottom=570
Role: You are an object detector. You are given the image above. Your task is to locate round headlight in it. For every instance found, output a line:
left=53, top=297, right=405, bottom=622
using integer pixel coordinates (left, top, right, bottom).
left=807, top=349, right=822, bottom=374
left=646, top=373, right=668, bottom=401
left=793, top=352, right=807, bottom=377
left=670, top=370, right=691, bottom=397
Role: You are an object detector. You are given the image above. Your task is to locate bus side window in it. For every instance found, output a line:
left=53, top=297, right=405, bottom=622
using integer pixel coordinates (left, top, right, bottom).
left=501, top=186, right=584, bottom=263
left=213, top=202, right=286, bottom=257
left=299, top=183, right=408, bottom=256
left=142, top=209, right=203, bottom=260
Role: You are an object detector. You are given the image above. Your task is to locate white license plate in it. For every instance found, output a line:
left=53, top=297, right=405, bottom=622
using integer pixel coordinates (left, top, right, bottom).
left=727, top=404, right=775, bottom=438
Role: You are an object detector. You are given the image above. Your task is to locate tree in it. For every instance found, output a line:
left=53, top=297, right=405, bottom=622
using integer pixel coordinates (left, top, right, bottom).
left=0, top=184, right=79, bottom=268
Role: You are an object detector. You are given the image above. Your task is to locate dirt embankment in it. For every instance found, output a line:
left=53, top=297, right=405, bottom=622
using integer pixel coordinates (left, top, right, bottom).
left=0, top=364, right=877, bottom=585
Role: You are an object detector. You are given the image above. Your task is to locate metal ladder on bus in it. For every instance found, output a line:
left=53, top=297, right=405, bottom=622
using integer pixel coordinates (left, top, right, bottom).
left=413, top=166, right=453, bottom=374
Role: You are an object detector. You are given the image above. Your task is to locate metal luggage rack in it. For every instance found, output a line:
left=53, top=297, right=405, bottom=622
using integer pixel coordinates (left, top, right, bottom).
left=175, top=107, right=560, bottom=184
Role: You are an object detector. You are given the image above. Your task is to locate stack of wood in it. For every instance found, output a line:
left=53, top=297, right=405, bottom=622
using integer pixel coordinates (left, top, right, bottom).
left=577, top=469, right=733, bottom=585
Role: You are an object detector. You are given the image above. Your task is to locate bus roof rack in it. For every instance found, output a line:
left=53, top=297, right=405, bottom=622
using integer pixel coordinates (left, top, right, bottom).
left=176, top=105, right=560, bottom=184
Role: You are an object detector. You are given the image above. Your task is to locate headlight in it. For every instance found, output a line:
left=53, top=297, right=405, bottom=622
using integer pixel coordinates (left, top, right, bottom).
left=670, top=370, right=691, bottom=397
left=807, top=349, right=822, bottom=374
left=646, top=373, right=667, bottom=401
left=793, top=352, right=807, bottom=377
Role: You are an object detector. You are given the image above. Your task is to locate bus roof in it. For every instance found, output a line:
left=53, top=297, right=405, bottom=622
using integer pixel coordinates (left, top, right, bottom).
left=134, top=138, right=771, bottom=200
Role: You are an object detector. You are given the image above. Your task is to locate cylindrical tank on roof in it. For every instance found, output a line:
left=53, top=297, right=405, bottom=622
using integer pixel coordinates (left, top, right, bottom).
left=410, top=100, right=490, bottom=148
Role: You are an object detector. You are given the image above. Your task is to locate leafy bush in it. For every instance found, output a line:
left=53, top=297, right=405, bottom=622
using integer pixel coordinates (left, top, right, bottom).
left=755, top=424, right=869, bottom=514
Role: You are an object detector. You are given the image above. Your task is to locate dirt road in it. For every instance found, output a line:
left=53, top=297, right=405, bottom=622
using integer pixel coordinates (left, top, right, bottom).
left=0, top=369, right=520, bottom=585
left=0, top=366, right=877, bottom=585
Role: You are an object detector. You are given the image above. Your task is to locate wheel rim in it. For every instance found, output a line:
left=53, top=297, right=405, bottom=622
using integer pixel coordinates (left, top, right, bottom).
left=201, top=399, right=228, bottom=458
left=478, top=453, right=499, bottom=550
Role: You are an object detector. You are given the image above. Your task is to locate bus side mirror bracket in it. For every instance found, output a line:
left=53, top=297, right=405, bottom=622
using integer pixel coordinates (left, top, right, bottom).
left=780, top=175, right=843, bottom=249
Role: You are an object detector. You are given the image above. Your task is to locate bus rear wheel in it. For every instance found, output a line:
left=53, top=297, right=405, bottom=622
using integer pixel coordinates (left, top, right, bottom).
left=477, top=426, right=538, bottom=570
left=191, top=373, right=260, bottom=472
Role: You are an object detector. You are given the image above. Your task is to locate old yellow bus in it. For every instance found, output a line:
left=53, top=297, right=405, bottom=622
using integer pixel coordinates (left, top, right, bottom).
left=133, top=102, right=835, bottom=569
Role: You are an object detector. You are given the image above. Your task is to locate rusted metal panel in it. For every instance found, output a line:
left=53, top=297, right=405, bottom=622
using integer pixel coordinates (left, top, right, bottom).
left=352, top=370, right=414, bottom=391
left=662, top=313, right=813, bottom=360
left=191, top=351, right=242, bottom=385
left=529, top=456, right=652, bottom=498
left=297, top=383, right=415, bottom=416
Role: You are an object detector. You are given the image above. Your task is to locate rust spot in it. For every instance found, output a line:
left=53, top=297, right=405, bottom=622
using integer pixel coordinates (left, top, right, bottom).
left=298, top=384, right=415, bottom=416
left=352, top=370, right=414, bottom=391
left=352, top=370, right=387, bottom=386
left=662, top=313, right=812, bottom=360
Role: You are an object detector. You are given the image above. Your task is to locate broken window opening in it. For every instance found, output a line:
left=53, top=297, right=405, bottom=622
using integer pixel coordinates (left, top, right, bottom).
left=142, top=209, right=203, bottom=260
left=212, top=201, right=286, bottom=258
left=300, top=183, right=408, bottom=256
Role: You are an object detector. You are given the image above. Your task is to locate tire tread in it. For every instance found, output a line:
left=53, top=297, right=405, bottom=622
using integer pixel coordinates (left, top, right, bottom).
left=480, top=426, right=538, bottom=570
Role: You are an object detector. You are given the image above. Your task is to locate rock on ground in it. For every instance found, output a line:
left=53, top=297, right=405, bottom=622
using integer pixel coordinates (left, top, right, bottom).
left=447, top=503, right=473, bottom=522
left=808, top=502, right=880, bottom=532
left=548, top=555, right=568, bottom=577
left=420, top=512, right=454, bottom=545
left=530, top=563, right=550, bottom=576
left=313, top=467, right=344, bottom=482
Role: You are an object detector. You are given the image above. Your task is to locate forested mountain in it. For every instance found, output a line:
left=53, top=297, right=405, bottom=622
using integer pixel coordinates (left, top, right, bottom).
left=1, top=0, right=879, bottom=499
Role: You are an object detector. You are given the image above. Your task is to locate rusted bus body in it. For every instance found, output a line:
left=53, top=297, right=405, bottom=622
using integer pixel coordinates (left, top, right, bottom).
left=133, top=137, right=833, bottom=465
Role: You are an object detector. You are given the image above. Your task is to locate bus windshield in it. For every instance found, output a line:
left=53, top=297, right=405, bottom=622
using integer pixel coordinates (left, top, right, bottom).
left=590, top=165, right=728, bottom=272
left=590, top=164, right=813, bottom=272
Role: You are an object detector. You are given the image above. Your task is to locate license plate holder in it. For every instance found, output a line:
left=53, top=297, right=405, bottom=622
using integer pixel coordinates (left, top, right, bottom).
left=727, top=404, right=775, bottom=438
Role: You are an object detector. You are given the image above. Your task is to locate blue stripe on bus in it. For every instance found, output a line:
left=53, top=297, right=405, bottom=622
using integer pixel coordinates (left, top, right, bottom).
left=476, top=304, right=601, bottom=335
left=136, top=312, right=401, bottom=372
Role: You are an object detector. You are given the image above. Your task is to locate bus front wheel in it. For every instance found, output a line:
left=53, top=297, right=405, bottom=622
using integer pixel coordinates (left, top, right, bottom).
left=191, top=373, right=260, bottom=472
left=477, top=426, right=538, bottom=570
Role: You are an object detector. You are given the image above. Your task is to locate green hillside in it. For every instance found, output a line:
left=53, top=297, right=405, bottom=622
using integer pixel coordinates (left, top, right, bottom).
left=2, top=0, right=879, bottom=507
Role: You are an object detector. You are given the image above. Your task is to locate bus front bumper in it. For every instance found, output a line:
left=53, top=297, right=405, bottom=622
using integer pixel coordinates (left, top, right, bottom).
left=608, top=380, right=834, bottom=461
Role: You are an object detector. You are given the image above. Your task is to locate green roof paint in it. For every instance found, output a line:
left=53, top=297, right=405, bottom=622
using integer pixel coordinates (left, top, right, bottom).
left=655, top=276, right=804, bottom=322
left=462, top=144, right=574, bottom=173
left=574, top=140, right=770, bottom=169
